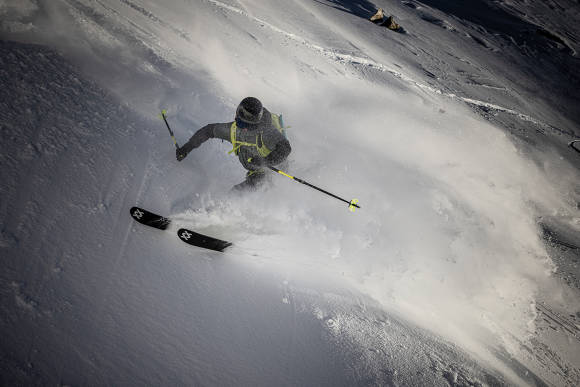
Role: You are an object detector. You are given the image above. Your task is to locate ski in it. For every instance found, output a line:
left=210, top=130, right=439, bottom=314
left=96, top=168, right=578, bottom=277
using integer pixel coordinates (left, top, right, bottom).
left=177, top=228, right=232, bottom=252
left=130, top=207, right=232, bottom=252
left=130, top=206, right=171, bottom=230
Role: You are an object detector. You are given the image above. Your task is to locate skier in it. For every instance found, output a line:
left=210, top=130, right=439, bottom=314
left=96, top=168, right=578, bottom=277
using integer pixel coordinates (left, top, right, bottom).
left=176, top=97, right=291, bottom=191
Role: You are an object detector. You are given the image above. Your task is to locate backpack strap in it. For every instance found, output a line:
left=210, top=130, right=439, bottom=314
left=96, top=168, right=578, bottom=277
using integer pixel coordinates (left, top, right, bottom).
left=270, top=113, right=287, bottom=138
left=228, top=121, right=256, bottom=155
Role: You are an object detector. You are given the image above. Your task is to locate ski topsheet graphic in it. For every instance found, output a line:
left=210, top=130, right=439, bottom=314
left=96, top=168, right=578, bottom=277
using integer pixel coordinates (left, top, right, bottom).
left=130, top=207, right=231, bottom=252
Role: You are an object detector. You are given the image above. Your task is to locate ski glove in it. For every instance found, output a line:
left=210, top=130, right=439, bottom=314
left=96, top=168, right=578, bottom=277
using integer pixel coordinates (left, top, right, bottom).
left=176, top=147, right=188, bottom=161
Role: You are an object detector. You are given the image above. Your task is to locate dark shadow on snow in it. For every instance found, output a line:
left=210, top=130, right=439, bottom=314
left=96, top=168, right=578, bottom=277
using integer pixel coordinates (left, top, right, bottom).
left=416, top=0, right=575, bottom=55
left=312, top=0, right=379, bottom=19
left=417, top=0, right=533, bottom=38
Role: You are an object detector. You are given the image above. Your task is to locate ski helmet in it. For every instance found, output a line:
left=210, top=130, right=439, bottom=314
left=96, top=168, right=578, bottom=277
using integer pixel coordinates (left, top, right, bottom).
left=235, top=97, right=263, bottom=125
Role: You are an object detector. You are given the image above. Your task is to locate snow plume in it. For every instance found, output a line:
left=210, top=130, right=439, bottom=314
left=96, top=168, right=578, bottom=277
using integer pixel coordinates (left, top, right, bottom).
left=170, top=2, right=579, bottom=365
left=181, top=7, right=580, bottom=374
left=189, top=72, right=577, bottom=372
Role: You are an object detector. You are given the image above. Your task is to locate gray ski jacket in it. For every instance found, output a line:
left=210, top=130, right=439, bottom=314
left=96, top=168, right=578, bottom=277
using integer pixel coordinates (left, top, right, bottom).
left=181, top=108, right=291, bottom=171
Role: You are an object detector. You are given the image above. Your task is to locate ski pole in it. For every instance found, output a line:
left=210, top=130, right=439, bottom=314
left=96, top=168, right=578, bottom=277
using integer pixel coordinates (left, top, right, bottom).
left=268, top=166, right=360, bottom=212
left=159, top=109, right=179, bottom=149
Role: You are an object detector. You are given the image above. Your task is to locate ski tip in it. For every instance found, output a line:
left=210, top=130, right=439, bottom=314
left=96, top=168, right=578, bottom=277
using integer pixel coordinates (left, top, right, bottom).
left=177, top=228, right=232, bottom=252
left=130, top=206, right=142, bottom=217
left=130, top=207, right=171, bottom=230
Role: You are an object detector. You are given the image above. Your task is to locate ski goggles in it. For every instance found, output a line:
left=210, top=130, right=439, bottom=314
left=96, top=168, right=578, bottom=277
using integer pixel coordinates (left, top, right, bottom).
left=235, top=104, right=263, bottom=125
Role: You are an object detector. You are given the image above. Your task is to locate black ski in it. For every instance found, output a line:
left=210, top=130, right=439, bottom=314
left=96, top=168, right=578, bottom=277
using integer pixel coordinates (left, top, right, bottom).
left=130, top=206, right=171, bottom=230
left=177, top=228, right=232, bottom=252
left=130, top=207, right=232, bottom=252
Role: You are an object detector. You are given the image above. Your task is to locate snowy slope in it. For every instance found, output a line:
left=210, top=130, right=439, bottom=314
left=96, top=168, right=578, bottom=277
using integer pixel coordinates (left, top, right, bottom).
left=2, top=0, right=580, bottom=385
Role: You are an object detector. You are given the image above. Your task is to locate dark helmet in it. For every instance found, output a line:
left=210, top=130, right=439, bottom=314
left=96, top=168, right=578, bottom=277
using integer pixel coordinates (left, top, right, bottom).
left=236, top=97, right=263, bottom=125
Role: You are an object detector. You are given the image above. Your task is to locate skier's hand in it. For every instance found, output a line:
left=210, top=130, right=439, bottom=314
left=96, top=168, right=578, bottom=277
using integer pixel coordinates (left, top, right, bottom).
left=176, top=147, right=188, bottom=161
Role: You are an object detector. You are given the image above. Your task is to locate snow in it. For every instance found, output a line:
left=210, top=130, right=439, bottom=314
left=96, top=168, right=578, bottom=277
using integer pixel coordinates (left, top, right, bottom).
left=1, top=0, right=580, bottom=385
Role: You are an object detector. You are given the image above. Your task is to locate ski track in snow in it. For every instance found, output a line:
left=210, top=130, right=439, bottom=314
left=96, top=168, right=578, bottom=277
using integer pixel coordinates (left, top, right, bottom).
left=116, top=0, right=192, bottom=42
left=205, top=0, right=572, bottom=138
left=96, top=151, right=154, bottom=318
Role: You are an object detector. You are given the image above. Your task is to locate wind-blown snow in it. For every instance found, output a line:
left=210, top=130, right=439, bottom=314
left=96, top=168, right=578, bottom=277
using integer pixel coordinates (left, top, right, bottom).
left=2, top=0, right=580, bottom=385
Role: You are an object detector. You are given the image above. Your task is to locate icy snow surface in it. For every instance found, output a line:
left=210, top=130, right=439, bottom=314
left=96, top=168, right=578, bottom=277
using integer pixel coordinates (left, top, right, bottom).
left=1, top=0, right=580, bottom=385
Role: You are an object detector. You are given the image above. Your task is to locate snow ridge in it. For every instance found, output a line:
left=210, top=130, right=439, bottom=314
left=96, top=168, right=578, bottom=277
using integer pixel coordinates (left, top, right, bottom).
left=206, top=0, right=571, bottom=138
